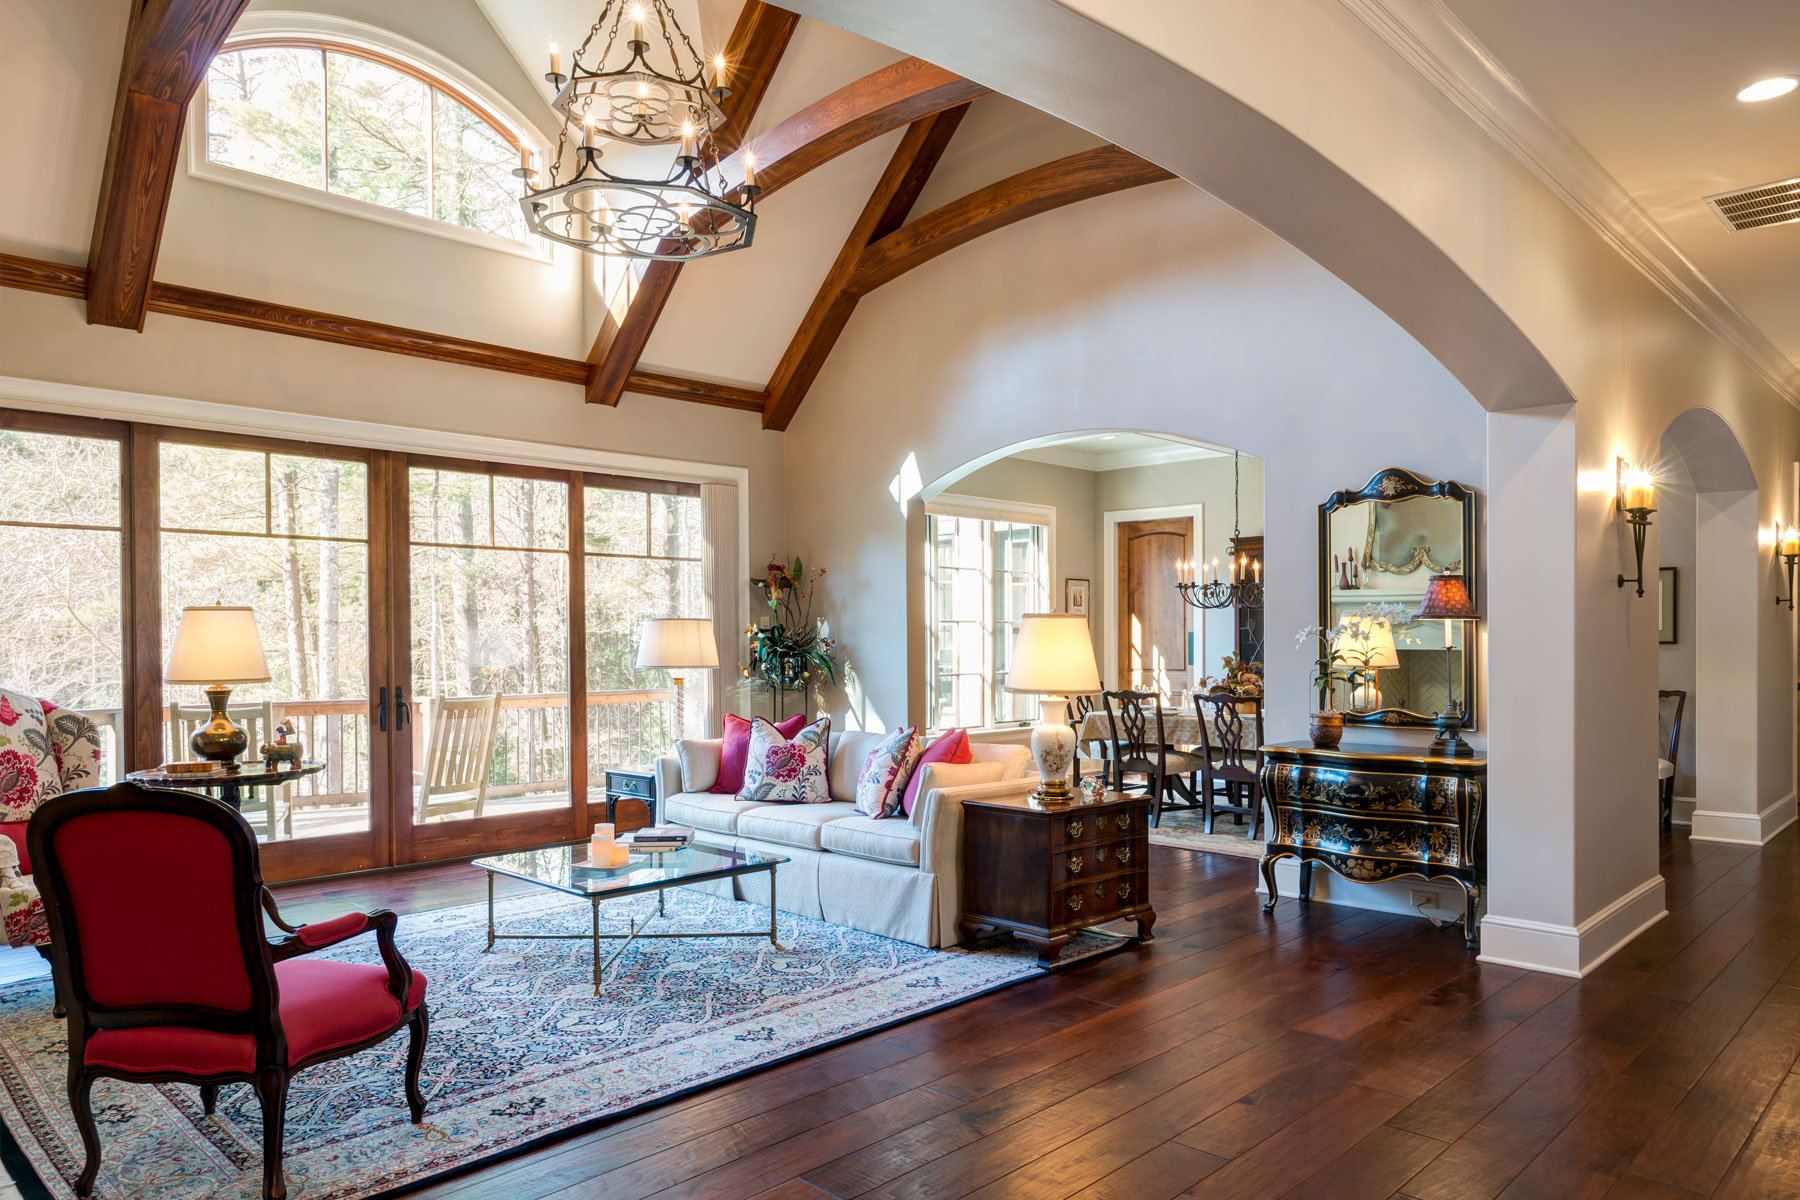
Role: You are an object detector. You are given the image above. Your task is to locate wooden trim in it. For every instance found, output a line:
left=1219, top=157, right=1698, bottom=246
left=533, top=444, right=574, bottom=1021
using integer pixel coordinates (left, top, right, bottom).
left=88, top=0, right=254, bottom=330
left=3, top=253, right=756, bottom=410
left=584, top=2, right=797, bottom=409
left=403, top=452, right=575, bottom=487
left=0, top=408, right=127, bottom=440
left=376, top=450, right=415, bottom=866
left=567, top=473, right=590, bottom=835
left=582, top=471, right=703, bottom=500
left=122, top=425, right=163, bottom=772
left=146, top=422, right=376, bottom=463
left=762, top=105, right=970, bottom=432
left=850, top=146, right=1174, bottom=294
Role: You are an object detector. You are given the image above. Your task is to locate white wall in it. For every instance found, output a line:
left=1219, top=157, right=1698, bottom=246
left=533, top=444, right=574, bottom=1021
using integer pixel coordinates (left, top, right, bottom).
left=1655, top=448, right=1698, bottom=803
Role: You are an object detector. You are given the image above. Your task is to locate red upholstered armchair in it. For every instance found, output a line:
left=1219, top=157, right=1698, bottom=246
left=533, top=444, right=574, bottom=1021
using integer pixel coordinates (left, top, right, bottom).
left=28, top=783, right=430, bottom=1200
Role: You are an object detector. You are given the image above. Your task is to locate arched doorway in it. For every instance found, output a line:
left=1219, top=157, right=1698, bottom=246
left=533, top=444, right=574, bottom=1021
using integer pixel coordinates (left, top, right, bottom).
left=1657, top=408, right=1768, bottom=844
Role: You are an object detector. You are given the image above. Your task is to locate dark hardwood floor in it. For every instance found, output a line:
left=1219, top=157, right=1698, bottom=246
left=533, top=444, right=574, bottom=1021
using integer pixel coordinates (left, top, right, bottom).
left=9, top=825, right=1797, bottom=1198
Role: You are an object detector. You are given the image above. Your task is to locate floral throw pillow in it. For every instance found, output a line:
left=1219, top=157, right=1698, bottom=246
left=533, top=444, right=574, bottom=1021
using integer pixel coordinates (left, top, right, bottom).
left=854, top=726, right=921, bottom=818
left=0, top=689, right=60, bottom=821
left=739, top=716, right=831, bottom=804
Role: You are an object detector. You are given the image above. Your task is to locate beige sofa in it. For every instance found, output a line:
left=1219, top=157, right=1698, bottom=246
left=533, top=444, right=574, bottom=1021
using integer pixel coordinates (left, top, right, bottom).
left=655, top=730, right=1035, bottom=948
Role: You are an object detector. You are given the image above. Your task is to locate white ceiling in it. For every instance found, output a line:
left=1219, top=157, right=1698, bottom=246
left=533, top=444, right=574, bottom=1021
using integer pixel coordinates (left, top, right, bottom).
left=1442, top=0, right=1800, bottom=374
left=1014, top=432, right=1227, bottom=472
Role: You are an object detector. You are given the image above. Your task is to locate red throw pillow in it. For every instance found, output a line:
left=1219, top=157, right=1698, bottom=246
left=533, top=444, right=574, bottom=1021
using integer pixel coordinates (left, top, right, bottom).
left=901, top=728, right=973, bottom=816
left=712, top=712, right=807, bottom=794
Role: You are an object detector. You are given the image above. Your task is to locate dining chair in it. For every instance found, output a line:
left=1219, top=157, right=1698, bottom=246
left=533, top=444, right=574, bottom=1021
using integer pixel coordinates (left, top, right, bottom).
left=1066, top=694, right=1109, bottom=789
left=1194, top=692, right=1268, bottom=839
left=1657, top=689, right=1687, bottom=830
left=28, top=782, right=429, bottom=1200
left=415, top=693, right=502, bottom=823
left=168, top=700, right=292, bottom=839
left=1101, top=689, right=1205, bottom=826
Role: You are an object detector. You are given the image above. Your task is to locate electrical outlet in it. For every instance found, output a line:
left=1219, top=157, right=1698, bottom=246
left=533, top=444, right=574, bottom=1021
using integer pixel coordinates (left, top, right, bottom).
left=1410, top=890, right=1438, bottom=909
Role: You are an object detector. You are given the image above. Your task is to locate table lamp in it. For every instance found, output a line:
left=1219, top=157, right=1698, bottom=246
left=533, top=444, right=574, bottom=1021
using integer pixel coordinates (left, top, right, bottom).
left=636, top=617, right=719, bottom=737
left=1004, top=613, right=1103, bottom=806
left=164, top=604, right=272, bottom=767
left=1413, top=575, right=1479, bottom=757
left=1341, top=617, right=1399, bottom=711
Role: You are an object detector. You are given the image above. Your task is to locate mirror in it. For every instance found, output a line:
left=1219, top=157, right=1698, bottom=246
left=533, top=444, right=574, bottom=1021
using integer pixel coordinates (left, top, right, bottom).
left=1318, top=469, right=1477, bottom=729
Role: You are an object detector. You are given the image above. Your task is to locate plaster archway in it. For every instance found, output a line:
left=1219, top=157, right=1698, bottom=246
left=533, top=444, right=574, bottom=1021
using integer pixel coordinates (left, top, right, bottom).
left=1658, top=408, right=1766, bottom=844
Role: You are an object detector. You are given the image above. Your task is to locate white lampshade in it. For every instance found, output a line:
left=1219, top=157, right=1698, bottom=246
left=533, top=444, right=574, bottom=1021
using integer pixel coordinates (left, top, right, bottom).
left=635, top=617, right=720, bottom=670
left=164, top=605, right=272, bottom=685
left=1004, top=613, right=1102, bottom=695
left=1342, top=620, right=1400, bottom=670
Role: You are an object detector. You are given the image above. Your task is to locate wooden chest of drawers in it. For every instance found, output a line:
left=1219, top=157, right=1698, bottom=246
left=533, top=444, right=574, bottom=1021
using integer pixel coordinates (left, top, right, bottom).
left=959, top=791, right=1154, bottom=966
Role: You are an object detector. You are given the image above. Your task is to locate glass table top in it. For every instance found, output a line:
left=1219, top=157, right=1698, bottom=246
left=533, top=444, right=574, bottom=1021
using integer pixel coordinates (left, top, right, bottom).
left=472, top=841, right=787, bottom=898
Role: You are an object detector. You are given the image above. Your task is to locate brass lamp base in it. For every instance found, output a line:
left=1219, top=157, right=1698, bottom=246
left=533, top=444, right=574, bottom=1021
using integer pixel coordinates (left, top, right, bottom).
left=1030, top=777, right=1076, bottom=808
left=190, top=683, right=248, bottom=767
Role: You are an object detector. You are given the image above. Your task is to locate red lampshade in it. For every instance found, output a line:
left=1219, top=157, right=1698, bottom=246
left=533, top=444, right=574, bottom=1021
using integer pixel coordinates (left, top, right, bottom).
left=1414, top=574, right=1478, bottom=621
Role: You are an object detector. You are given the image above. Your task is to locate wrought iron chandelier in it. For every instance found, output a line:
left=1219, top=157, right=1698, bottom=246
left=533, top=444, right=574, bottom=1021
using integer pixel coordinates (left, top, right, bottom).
left=1176, top=451, right=1265, bottom=611
left=517, top=1, right=759, bottom=261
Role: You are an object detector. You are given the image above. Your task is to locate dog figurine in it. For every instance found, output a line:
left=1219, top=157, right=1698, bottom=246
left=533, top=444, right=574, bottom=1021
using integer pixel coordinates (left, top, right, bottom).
left=261, top=719, right=302, bottom=769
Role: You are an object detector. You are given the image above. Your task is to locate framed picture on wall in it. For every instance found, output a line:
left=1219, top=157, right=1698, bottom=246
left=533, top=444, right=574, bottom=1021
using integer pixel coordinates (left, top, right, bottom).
left=1658, top=567, right=1678, bottom=644
left=1066, top=578, right=1090, bottom=618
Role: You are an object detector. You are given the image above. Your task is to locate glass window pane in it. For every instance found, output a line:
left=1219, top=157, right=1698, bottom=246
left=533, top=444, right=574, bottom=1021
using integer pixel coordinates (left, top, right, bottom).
left=432, top=90, right=524, bottom=240
left=493, top=476, right=568, bottom=550
left=0, top=430, right=122, bottom=527
left=206, top=47, right=325, bottom=189
left=160, top=443, right=266, bottom=532
left=648, top=492, right=702, bottom=560
left=410, top=467, right=492, bottom=546
left=271, top=455, right=366, bottom=541
left=584, top=487, right=649, bottom=553
left=326, top=51, right=429, bottom=215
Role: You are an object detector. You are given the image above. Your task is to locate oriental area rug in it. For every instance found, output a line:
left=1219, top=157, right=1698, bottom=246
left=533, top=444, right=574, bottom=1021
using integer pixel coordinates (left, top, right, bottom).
left=1147, top=807, right=1267, bottom=859
left=0, top=890, right=1125, bottom=1200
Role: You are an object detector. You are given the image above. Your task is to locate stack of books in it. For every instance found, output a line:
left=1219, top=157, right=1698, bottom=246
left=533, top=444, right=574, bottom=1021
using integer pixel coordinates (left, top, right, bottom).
left=627, top=825, right=694, bottom=852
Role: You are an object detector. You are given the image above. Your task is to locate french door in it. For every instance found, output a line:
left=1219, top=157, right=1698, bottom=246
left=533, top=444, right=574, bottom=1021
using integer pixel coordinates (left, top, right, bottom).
left=2, top=410, right=701, bottom=881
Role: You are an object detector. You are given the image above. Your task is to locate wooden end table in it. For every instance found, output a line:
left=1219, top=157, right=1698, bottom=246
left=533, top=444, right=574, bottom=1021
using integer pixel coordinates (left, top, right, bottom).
left=127, top=760, right=324, bottom=811
left=959, top=789, right=1154, bottom=966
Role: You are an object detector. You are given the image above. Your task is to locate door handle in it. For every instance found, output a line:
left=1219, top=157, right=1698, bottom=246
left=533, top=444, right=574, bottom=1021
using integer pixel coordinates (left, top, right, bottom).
left=396, top=685, right=412, bottom=732
left=377, top=686, right=388, bottom=732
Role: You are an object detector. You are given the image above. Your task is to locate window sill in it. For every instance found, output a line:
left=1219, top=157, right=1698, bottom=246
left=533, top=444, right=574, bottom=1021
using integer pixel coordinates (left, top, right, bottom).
left=186, top=155, right=554, bottom=265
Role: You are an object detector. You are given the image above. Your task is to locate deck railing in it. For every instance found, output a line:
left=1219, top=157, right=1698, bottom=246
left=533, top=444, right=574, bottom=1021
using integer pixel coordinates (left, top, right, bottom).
left=86, top=688, right=676, bottom=812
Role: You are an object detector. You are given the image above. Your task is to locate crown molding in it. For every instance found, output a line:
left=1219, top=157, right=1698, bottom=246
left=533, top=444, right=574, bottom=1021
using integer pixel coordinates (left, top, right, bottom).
left=1340, top=0, right=1800, bottom=407
left=1013, top=442, right=1224, bottom=472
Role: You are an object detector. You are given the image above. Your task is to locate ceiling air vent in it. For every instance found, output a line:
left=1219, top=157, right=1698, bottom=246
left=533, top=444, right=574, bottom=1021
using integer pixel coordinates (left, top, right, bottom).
left=1705, top=175, right=1800, bottom=232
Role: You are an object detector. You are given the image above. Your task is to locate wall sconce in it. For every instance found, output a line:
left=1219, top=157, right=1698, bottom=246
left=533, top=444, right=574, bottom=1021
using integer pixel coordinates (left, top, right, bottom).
left=1615, top=457, right=1656, bottom=597
left=1777, top=527, right=1800, bottom=610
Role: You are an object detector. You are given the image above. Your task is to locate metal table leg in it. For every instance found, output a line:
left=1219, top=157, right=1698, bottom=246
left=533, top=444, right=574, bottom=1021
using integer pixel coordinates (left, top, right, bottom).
left=768, top=865, right=783, bottom=950
left=485, top=872, right=495, bottom=951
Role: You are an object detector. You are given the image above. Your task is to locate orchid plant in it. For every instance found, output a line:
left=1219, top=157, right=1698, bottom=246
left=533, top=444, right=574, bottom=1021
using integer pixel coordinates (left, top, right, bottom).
left=742, top=556, right=840, bottom=720
left=1295, top=602, right=1418, bottom=714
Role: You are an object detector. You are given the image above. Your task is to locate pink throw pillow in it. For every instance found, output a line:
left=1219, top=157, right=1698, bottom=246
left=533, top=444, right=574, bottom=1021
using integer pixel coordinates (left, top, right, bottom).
left=713, top=712, right=806, bottom=794
left=901, top=728, right=973, bottom=816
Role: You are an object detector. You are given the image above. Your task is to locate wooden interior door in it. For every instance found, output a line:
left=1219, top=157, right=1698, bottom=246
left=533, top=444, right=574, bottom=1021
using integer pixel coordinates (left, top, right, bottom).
left=1117, top=517, right=1192, bottom=697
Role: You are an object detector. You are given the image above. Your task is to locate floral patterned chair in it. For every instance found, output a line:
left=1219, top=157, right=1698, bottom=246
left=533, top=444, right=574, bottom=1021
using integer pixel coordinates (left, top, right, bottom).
left=0, top=688, right=103, bottom=952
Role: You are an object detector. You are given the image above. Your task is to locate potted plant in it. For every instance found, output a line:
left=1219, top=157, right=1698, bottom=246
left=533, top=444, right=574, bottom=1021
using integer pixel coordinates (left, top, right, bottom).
left=742, top=557, right=839, bottom=721
left=1296, top=603, right=1414, bottom=748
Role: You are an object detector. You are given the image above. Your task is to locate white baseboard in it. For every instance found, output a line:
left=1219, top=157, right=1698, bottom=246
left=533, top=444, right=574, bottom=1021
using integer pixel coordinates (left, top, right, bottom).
left=1671, top=794, right=1696, bottom=826
left=1690, top=794, right=1797, bottom=845
left=1478, top=875, right=1666, bottom=977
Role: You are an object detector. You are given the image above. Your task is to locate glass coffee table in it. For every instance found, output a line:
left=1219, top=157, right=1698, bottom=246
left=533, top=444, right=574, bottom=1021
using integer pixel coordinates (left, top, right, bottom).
left=471, top=841, right=789, bottom=993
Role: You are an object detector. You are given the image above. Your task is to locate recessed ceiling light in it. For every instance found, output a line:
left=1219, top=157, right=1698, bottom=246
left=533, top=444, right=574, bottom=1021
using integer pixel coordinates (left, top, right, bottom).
left=1736, top=76, right=1797, bottom=103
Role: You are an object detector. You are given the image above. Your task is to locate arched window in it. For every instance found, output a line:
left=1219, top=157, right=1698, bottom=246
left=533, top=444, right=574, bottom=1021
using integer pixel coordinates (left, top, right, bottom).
left=204, top=39, right=531, bottom=244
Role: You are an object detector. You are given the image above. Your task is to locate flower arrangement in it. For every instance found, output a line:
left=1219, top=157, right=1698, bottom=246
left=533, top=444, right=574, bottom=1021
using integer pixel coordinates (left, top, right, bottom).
left=1196, top=653, right=1264, bottom=699
left=742, top=556, right=840, bottom=720
left=1295, top=602, right=1417, bottom=714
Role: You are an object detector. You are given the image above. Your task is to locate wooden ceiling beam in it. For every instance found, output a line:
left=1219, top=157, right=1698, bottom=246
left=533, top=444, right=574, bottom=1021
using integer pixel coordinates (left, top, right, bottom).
left=584, top=1, right=798, bottom=408
left=848, top=145, right=1173, bottom=294
left=86, top=0, right=253, bottom=330
left=586, top=52, right=990, bottom=408
left=1, top=253, right=761, bottom=410
left=761, top=105, right=970, bottom=432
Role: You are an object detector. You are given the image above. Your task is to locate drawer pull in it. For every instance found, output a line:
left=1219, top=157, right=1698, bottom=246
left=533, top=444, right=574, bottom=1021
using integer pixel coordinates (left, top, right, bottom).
left=1096, top=845, right=1110, bottom=863
left=1118, top=881, right=1132, bottom=899
left=1066, top=819, right=1083, bottom=839
left=1096, top=884, right=1108, bottom=898
left=1116, top=846, right=1132, bottom=865
left=1067, top=853, right=1083, bottom=875
left=1067, top=892, right=1083, bottom=912
left=1116, top=812, right=1131, bottom=831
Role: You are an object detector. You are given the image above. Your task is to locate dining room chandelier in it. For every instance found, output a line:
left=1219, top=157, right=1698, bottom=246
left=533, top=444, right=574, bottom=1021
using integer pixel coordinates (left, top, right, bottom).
left=1176, top=450, right=1265, bottom=611
left=516, top=0, right=759, bottom=260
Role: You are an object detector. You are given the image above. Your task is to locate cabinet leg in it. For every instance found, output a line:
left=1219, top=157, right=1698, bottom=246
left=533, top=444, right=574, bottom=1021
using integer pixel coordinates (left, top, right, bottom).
left=957, top=918, right=983, bottom=950
left=1259, top=855, right=1280, bottom=912
left=1299, top=860, right=1316, bottom=902
left=1019, top=932, right=1070, bottom=968
left=1135, top=909, right=1156, bottom=943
